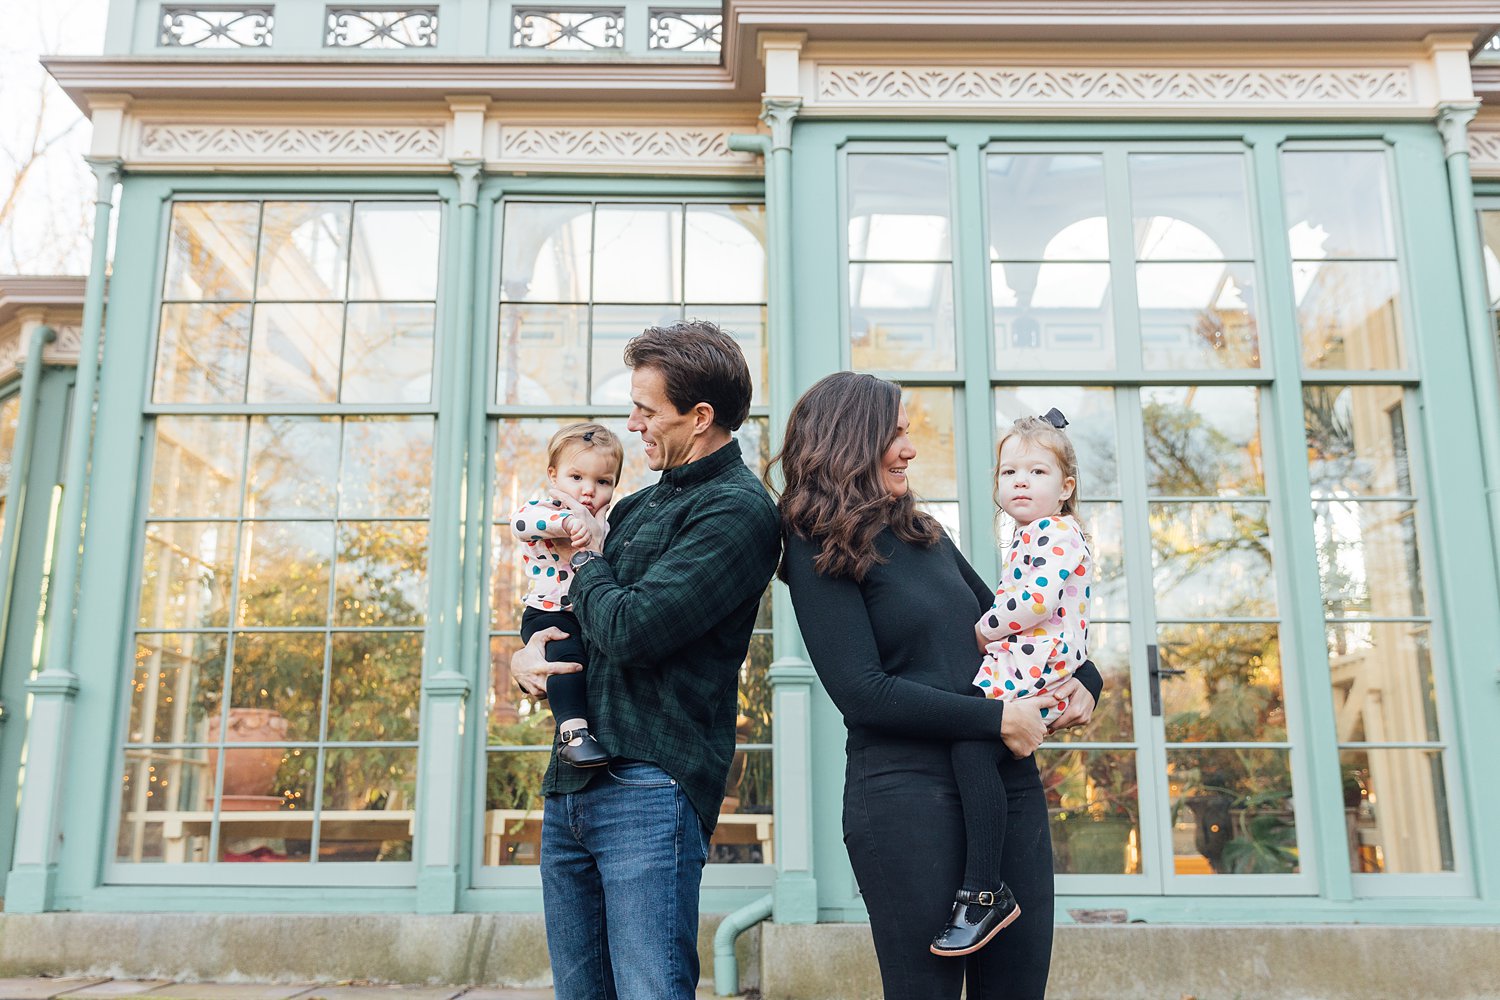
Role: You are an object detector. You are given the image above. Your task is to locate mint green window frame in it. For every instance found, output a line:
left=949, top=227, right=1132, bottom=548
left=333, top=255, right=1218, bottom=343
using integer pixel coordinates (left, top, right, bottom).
left=792, top=121, right=1483, bottom=919
left=465, top=175, right=776, bottom=908
left=84, top=176, right=458, bottom=898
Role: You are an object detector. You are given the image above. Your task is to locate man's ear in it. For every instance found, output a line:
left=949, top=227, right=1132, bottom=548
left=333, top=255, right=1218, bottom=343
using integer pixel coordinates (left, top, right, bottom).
left=691, top=401, right=717, bottom=435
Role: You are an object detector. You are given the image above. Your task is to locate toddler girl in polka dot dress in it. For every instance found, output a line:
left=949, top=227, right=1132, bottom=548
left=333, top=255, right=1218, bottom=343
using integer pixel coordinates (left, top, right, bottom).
left=509, top=422, right=624, bottom=768
left=931, top=408, right=1093, bottom=957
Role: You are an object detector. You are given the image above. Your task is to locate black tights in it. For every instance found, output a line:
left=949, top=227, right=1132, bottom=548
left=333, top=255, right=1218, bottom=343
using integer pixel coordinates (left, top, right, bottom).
left=951, top=739, right=1010, bottom=893
left=520, top=607, right=589, bottom=725
left=842, top=739, right=1054, bottom=1000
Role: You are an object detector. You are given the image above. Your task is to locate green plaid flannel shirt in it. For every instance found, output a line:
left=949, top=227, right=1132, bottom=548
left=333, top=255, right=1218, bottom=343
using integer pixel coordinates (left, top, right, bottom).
left=543, top=439, right=781, bottom=830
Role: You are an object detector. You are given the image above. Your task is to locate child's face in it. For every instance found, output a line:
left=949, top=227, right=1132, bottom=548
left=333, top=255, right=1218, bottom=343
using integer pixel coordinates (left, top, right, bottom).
left=548, top=447, right=618, bottom=515
left=996, top=436, right=1074, bottom=526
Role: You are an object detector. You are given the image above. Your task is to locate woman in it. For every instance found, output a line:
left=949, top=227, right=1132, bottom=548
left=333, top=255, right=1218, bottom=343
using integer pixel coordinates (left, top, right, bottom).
left=774, top=372, right=1103, bottom=999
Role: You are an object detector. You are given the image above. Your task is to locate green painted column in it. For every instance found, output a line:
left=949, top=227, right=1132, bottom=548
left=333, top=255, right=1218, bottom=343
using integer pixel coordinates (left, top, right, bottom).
left=5, top=158, right=119, bottom=913
left=0, top=325, right=57, bottom=659
left=1436, top=102, right=1500, bottom=627
left=414, top=160, right=481, bottom=913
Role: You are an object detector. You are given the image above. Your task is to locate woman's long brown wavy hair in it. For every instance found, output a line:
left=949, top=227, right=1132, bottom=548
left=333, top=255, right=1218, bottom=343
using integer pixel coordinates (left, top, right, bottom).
left=770, top=372, right=944, bottom=582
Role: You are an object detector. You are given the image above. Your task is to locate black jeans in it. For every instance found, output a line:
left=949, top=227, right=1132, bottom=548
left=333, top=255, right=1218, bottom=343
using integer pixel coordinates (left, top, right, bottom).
left=842, top=738, right=1054, bottom=1000
left=521, top=607, right=589, bottom=725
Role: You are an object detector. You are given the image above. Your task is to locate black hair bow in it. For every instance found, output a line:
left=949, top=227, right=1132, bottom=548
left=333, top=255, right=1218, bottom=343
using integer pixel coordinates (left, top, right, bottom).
left=1043, top=408, right=1069, bottom=429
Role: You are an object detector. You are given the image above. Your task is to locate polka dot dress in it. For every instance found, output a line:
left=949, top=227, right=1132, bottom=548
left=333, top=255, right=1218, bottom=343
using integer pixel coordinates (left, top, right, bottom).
left=510, top=497, right=577, bottom=612
left=972, top=514, right=1092, bottom=718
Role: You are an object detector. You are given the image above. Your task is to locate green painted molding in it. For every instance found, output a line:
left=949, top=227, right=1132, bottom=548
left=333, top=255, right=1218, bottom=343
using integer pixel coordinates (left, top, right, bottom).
left=0, top=324, right=57, bottom=664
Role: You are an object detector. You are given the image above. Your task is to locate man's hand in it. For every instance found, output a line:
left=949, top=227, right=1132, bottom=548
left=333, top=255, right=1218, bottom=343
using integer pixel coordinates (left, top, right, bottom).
left=1046, top=676, right=1097, bottom=733
left=511, top=627, right=583, bottom=698
left=549, top=489, right=609, bottom=552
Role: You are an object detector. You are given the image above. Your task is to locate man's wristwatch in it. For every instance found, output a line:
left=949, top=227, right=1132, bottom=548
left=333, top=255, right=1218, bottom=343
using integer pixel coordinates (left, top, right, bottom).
left=569, top=549, right=602, bottom=571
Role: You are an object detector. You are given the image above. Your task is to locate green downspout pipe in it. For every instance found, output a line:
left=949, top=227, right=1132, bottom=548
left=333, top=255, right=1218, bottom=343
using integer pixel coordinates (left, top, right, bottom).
left=1438, top=102, right=1500, bottom=660
left=0, top=325, right=57, bottom=665
left=714, top=892, right=773, bottom=996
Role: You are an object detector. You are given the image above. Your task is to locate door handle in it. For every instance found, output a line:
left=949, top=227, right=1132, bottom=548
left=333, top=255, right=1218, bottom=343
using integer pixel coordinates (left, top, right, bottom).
left=1146, top=644, right=1185, bottom=717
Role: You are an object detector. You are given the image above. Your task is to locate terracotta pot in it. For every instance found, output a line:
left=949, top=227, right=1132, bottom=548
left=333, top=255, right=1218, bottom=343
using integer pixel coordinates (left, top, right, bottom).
left=207, top=707, right=288, bottom=805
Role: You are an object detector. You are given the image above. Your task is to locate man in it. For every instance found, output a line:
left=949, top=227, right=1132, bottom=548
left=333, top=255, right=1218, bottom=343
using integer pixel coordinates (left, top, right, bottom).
left=509, top=320, right=781, bottom=1000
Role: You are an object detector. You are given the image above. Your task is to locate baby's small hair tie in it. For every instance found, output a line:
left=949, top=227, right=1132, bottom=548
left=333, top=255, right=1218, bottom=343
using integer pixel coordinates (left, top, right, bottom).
left=582, top=430, right=596, bottom=442
left=1043, top=407, right=1069, bottom=430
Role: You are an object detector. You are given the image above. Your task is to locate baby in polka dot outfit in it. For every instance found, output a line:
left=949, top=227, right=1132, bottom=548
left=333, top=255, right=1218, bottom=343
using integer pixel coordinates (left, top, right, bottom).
left=509, top=422, right=624, bottom=769
left=931, top=409, right=1093, bottom=958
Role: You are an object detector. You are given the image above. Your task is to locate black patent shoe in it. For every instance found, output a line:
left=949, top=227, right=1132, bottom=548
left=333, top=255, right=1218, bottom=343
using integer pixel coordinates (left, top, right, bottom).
left=558, top=727, right=611, bottom=768
left=929, top=885, right=1021, bottom=957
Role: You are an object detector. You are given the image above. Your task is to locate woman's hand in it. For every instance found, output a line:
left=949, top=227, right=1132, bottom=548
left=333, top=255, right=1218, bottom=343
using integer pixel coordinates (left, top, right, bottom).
left=549, top=490, right=609, bottom=551
left=1046, top=677, right=1097, bottom=733
left=1000, top=694, right=1057, bottom=759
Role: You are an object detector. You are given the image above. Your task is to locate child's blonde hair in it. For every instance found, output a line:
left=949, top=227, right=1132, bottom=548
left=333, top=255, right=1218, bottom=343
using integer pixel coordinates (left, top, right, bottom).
left=993, top=414, right=1082, bottom=522
left=547, top=422, right=625, bottom=480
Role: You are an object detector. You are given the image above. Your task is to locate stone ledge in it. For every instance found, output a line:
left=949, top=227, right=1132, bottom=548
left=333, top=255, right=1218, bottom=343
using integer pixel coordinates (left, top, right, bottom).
left=0, top=914, right=758, bottom=992
left=760, top=922, right=1500, bottom=1000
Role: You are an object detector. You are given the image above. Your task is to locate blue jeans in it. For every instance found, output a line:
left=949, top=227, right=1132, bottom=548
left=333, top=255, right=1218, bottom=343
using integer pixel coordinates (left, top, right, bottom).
left=541, top=761, right=710, bottom=1000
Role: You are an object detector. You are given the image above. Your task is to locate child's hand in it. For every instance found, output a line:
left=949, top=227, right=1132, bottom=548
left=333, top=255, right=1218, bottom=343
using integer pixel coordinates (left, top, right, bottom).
left=566, top=515, right=591, bottom=548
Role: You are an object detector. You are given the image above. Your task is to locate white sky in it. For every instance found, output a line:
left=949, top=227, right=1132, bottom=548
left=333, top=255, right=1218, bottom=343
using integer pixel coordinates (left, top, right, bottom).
left=1, top=0, right=110, bottom=275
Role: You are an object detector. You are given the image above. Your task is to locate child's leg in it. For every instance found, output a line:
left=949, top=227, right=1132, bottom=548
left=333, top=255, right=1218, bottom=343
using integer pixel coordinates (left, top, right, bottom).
left=949, top=739, right=1009, bottom=892
left=519, top=608, right=589, bottom=723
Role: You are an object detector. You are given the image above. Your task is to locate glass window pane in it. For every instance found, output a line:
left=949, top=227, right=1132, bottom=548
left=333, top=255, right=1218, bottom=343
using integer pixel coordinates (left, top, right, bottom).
left=1150, top=502, right=1276, bottom=619
left=1143, top=386, right=1264, bottom=497
left=0, top=395, right=18, bottom=530
left=341, top=303, right=435, bottom=404
left=328, top=631, right=423, bottom=741
left=138, top=521, right=235, bottom=630
left=1294, top=261, right=1403, bottom=370
left=163, top=201, right=260, bottom=301
left=235, top=520, right=334, bottom=627
left=1481, top=210, right=1500, bottom=310
left=499, top=202, right=593, bottom=303
left=483, top=749, right=549, bottom=865
left=246, top=303, right=342, bottom=403
left=348, top=203, right=440, bottom=301
left=497, top=303, right=589, bottom=406
left=1077, top=501, right=1125, bottom=621
left=1049, top=620, right=1132, bottom=743
left=995, top=386, right=1119, bottom=496
left=245, top=417, right=339, bottom=518
left=1342, top=748, right=1453, bottom=873
left=228, top=632, right=326, bottom=741
left=256, top=202, right=350, bottom=301
left=848, top=154, right=951, bottom=261
left=685, top=205, right=766, bottom=303
left=334, top=521, right=429, bottom=627
left=129, top=633, right=224, bottom=744
left=1129, top=153, right=1253, bottom=261
left=987, top=153, right=1108, bottom=261
left=1282, top=150, right=1397, bottom=259
left=149, top=417, right=246, bottom=518
left=339, top=417, right=434, bottom=518
left=154, top=303, right=251, bottom=404
left=714, top=749, right=774, bottom=864
left=1039, top=749, right=1142, bottom=875
left=851, top=262, right=955, bottom=371
left=1312, top=500, right=1425, bottom=618
left=593, top=204, right=683, bottom=303
left=212, top=745, right=317, bottom=862
left=689, top=304, right=767, bottom=407
left=902, top=386, right=957, bottom=500
left=1305, top=385, right=1412, bottom=497
left=1167, top=748, right=1299, bottom=874
left=116, top=746, right=212, bottom=862
left=318, top=747, right=416, bottom=862
left=1158, top=623, right=1285, bottom=742
left=993, top=262, right=1113, bottom=371
left=1329, top=622, right=1438, bottom=743
left=591, top=305, right=682, bottom=403
left=1138, top=262, right=1260, bottom=370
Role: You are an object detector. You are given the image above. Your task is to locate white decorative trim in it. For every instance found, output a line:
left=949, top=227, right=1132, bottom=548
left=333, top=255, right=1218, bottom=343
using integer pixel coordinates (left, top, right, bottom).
left=495, top=125, right=759, bottom=173
left=1470, top=125, right=1500, bottom=177
left=812, top=64, right=1419, bottom=113
left=132, top=122, right=447, bottom=166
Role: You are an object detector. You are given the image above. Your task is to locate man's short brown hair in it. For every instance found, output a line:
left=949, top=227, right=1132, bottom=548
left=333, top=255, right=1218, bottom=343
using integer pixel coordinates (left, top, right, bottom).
left=623, top=320, right=753, bottom=432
